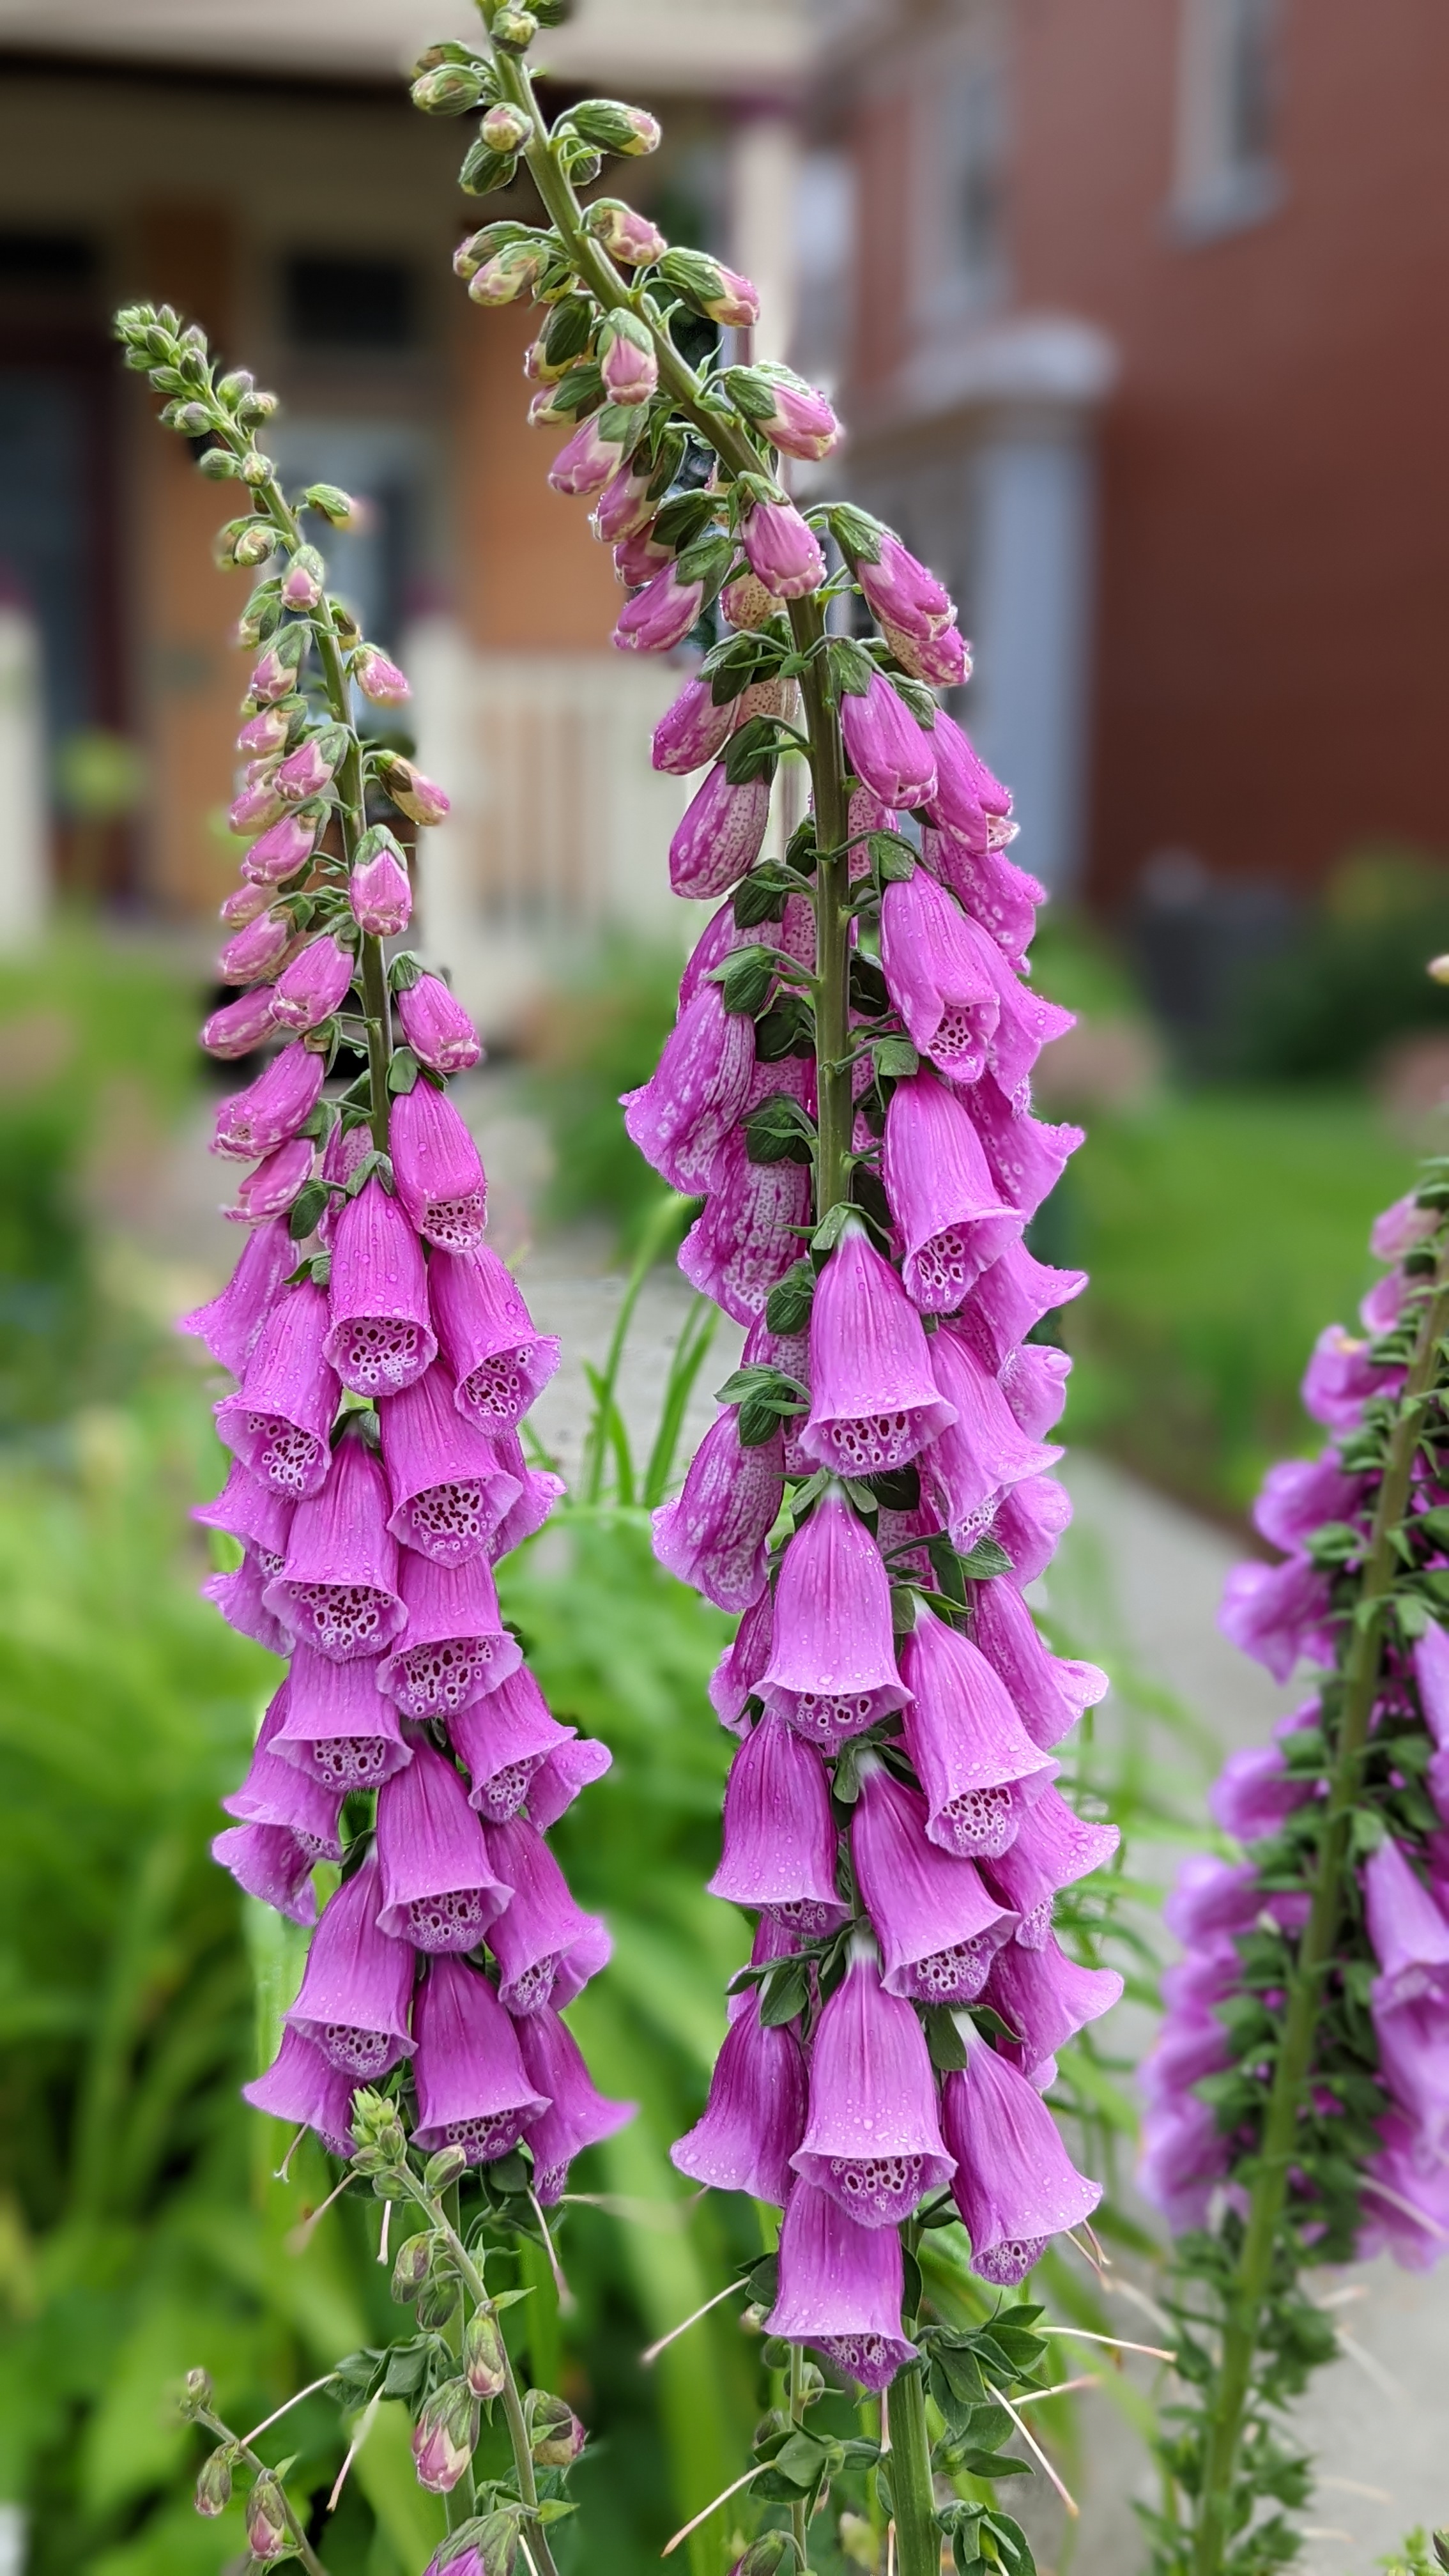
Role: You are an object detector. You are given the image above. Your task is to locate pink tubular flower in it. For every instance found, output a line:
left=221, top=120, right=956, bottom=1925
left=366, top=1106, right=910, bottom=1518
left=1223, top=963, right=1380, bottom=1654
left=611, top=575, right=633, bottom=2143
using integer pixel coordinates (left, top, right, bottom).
left=882, top=1069, right=1019, bottom=1310
left=265, top=1429, right=407, bottom=1661
left=271, top=932, right=354, bottom=1032
left=214, top=1280, right=339, bottom=1498
left=180, top=1216, right=293, bottom=1376
left=271, top=1648, right=411, bottom=1791
left=800, top=1222, right=956, bottom=1476
left=879, top=870, right=1003, bottom=1082
left=378, top=755, right=450, bottom=827
left=380, top=1548, right=523, bottom=1719
left=243, top=2026, right=358, bottom=2158
left=981, top=1781, right=1119, bottom=1942
left=678, top=1131, right=813, bottom=1326
left=766, top=2177, right=917, bottom=2392
left=622, top=982, right=756, bottom=1192
left=230, top=1135, right=316, bottom=1225
left=286, top=1850, right=416, bottom=2077
left=708, top=1710, right=848, bottom=1934
left=220, top=1693, right=341, bottom=1868
left=613, top=560, right=705, bottom=654
left=753, top=374, right=841, bottom=463
left=970, top=1574, right=1108, bottom=1752
left=923, top=823, right=1042, bottom=967
left=651, top=676, right=738, bottom=774
left=375, top=1742, right=511, bottom=1951
left=548, top=415, right=627, bottom=498
left=851, top=1761, right=1014, bottom=2004
left=349, top=844, right=412, bottom=936
left=275, top=733, right=340, bottom=801
left=673, top=1995, right=808, bottom=2208
left=887, top=618, right=969, bottom=687
left=898, top=1604, right=1056, bottom=1855
left=790, top=1945, right=954, bottom=2226
left=1300, top=1323, right=1388, bottom=1430
left=942, top=2028, right=1101, bottom=2284
left=758, top=1483, right=910, bottom=1750
left=353, top=645, right=411, bottom=705
left=857, top=533, right=954, bottom=641
left=390, top=1080, right=487, bottom=1252
left=599, top=315, right=658, bottom=406
left=516, top=2007, right=634, bottom=2204
left=411, top=1956, right=548, bottom=2163
left=652, top=1411, right=784, bottom=1614
left=841, top=673, right=937, bottom=809
left=987, top=1934, right=1123, bottom=2088
left=211, top=1041, right=325, bottom=1162
left=397, top=974, right=484, bottom=1075
left=922, top=1324, right=1061, bottom=1537
left=211, top=1818, right=323, bottom=1924
left=741, top=500, right=825, bottom=601
left=201, top=985, right=277, bottom=1058
left=668, top=762, right=772, bottom=898
left=613, top=523, right=671, bottom=585
left=379, top=1360, right=521, bottom=1565
left=1252, top=1453, right=1364, bottom=1553
left=427, top=1245, right=560, bottom=1432
left=1218, top=1553, right=1337, bottom=1683
left=229, top=774, right=284, bottom=836
left=220, top=878, right=274, bottom=929
left=323, top=1176, right=438, bottom=1397
left=219, top=907, right=291, bottom=985
left=480, top=1815, right=611, bottom=2015
left=592, top=460, right=656, bottom=544
left=958, top=1236, right=1087, bottom=1367
left=243, top=809, right=322, bottom=885
left=925, top=713, right=1012, bottom=839
left=449, top=1664, right=573, bottom=1820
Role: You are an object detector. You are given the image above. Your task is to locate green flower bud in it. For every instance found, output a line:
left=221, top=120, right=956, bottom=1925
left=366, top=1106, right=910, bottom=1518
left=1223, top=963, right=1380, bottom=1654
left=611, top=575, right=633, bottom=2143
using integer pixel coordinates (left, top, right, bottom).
left=416, top=2266, right=462, bottom=2333
left=733, top=2540, right=793, bottom=2576
left=412, top=2379, right=477, bottom=2494
left=562, top=98, right=661, bottom=157
left=479, top=103, right=531, bottom=153
left=178, top=2368, right=213, bottom=2420
left=413, top=61, right=489, bottom=113
left=233, top=522, right=279, bottom=568
left=423, top=2142, right=469, bottom=2193
left=197, top=448, right=240, bottom=480
left=240, top=452, right=273, bottom=486
left=491, top=8, right=538, bottom=52
left=475, top=2508, right=523, bottom=2576
left=527, top=2389, right=585, bottom=2467
left=390, top=2230, right=434, bottom=2303
left=194, top=2447, right=234, bottom=2518
left=463, top=2306, right=509, bottom=2400
left=245, top=2472, right=294, bottom=2563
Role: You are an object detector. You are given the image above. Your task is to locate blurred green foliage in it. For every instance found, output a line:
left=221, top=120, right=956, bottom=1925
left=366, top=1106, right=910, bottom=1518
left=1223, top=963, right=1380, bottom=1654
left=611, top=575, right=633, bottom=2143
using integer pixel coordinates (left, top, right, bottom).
left=523, top=935, right=689, bottom=1249
left=1232, top=845, right=1449, bottom=1081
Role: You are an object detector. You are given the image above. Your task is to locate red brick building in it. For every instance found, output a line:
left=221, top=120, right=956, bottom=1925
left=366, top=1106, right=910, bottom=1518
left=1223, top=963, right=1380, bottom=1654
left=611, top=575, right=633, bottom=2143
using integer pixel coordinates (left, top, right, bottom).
left=814, top=0, right=1449, bottom=911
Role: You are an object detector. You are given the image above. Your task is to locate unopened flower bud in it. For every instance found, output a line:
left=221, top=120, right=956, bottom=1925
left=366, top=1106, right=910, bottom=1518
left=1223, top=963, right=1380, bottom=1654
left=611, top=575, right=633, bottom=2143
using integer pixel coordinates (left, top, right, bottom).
left=238, top=705, right=291, bottom=757
left=280, top=555, right=323, bottom=610
left=374, top=753, right=450, bottom=826
left=349, top=839, right=412, bottom=937
left=228, top=768, right=284, bottom=832
left=275, top=726, right=347, bottom=801
left=528, top=2391, right=585, bottom=2467
left=219, top=877, right=273, bottom=930
left=565, top=98, right=661, bottom=157
left=475, top=2509, right=523, bottom=2576
left=245, top=2472, right=293, bottom=2561
left=480, top=103, right=531, bottom=152
left=219, top=907, right=290, bottom=985
left=351, top=2087, right=408, bottom=2155
left=233, top=522, right=277, bottom=568
left=303, top=481, right=353, bottom=525
left=272, top=932, right=355, bottom=1032
left=656, top=248, right=759, bottom=328
left=240, top=450, right=273, bottom=487
left=599, top=309, right=657, bottom=407
left=422, top=2142, right=469, bottom=2193
left=178, top=2367, right=213, bottom=2420
left=194, top=2447, right=234, bottom=2517
left=732, top=2539, right=792, bottom=2576
left=466, top=236, right=552, bottom=307
left=243, top=808, right=323, bottom=885
left=248, top=629, right=305, bottom=703
left=396, top=973, right=483, bottom=1074
left=463, top=2306, right=509, bottom=2400
left=412, top=2380, right=477, bottom=2493
left=352, top=645, right=411, bottom=705
left=411, top=61, right=488, bottom=114
left=201, top=984, right=278, bottom=1058
left=491, top=8, right=538, bottom=51
left=584, top=199, right=666, bottom=266
left=391, top=2231, right=434, bottom=2303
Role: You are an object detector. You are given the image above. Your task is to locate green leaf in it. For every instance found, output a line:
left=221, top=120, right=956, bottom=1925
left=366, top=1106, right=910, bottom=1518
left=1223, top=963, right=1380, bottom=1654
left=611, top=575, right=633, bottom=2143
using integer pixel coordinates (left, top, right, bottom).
left=744, top=1092, right=816, bottom=1167
left=829, top=636, right=877, bottom=700
left=760, top=1959, right=810, bottom=2027
left=828, top=502, right=885, bottom=562
left=871, top=1035, right=920, bottom=1080
left=286, top=1180, right=328, bottom=1240
left=765, top=1259, right=816, bottom=1335
left=956, top=1537, right=1014, bottom=1579
left=710, top=945, right=777, bottom=1017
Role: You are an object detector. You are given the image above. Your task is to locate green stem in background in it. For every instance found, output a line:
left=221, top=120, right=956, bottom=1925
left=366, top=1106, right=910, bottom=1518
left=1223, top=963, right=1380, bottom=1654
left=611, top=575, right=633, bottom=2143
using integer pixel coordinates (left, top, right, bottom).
left=786, top=2341, right=810, bottom=2572
left=887, top=2363, right=939, bottom=2576
left=1190, top=1276, right=1449, bottom=2576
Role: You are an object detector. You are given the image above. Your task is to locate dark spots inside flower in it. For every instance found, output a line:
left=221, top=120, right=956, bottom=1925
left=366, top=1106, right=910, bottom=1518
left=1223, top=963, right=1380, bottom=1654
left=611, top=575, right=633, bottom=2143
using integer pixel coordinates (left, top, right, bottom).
left=406, top=1885, right=489, bottom=1951
left=307, top=1733, right=394, bottom=1786
left=972, top=2235, right=1046, bottom=2287
left=473, top=1758, right=540, bottom=1822
left=247, top=1413, right=325, bottom=1494
left=321, top=2021, right=395, bottom=2075
left=503, top=1954, right=559, bottom=2014
left=821, top=1409, right=922, bottom=1475
left=392, top=1635, right=498, bottom=1717
left=334, top=1315, right=425, bottom=1394
left=445, top=2110, right=526, bottom=2159
left=905, top=1936, right=995, bottom=2002
left=463, top=1349, right=532, bottom=1422
left=829, top=2152, right=924, bottom=2218
left=937, top=1782, right=1016, bottom=1858
left=406, top=1478, right=493, bottom=1560
left=286, top=1580, right=394, bottom=1656
left=423, top=1191, right=486, bottom=1252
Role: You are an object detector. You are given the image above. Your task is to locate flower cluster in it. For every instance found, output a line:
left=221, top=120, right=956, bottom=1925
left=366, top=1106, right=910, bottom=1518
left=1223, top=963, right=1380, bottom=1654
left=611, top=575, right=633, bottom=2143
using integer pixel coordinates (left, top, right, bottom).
left=420, top=24, right=1123, bottom=2431
left=117, top=304, right=628, bottom=2531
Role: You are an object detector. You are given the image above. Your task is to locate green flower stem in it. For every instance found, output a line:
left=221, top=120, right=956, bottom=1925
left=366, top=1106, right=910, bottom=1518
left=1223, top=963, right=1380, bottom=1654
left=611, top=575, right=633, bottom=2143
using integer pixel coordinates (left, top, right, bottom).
left=887, top=2363, right=939, bottom=2576
left=195, top=2407, right=332, bottom=2576
left=1190, top=1275, right=1449, bottom=2576
left=786, top=2340, right=811, bottom=2571
left=784, top=589, right=852, bottom=1222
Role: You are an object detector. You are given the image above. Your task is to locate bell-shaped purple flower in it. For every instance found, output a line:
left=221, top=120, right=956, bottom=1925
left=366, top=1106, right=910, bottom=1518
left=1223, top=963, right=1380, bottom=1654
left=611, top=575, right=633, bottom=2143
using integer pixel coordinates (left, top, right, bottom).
left=880, top=871, right=1002, bottom=1083
left=679, top=1131, right=813, bottom=1327
left=516, top=2005, right=634, bottom=2204
left=765, top=2177, right=917, bottom=2392
left=652, top=1410, right=784, bottom=1614
left=397, top=975, right=484, bottom=1076
left=548, top=413, right=627, bottom=497
left=1208, top=1741, right=1310, bottom=1843
left=287, top=1850, right=417, bottom=2077
left=741, top=499, right=825, bottom=599
left=243, top=808, right=322, bottom=885
left=229, top=1133, right=316, bottom=1225
left=1137, top=2092, right=1234, bottom=2233
left=271, top=934, right=355, bottom=1034
left=882, top=1070, right=1019, bottom=1310
left=379, top=1360, right=521, bottom=1565
left=212, top=1041, right=326, bottom=1162
left=271, top=1646, right=411, bottom=1789
left=526, top=1735, right=613, bottom=1830
left=323, top=1177, right=437, bottom=1397
left=219, top=907, right=291, bottom=985
left=480, top=1816, right=611, bottom=2015
left=997, top=1340, right=1073, bottom=1441
left=986, top=1934, right=1123, bottom=2089
left=486, top=1427, right=564, bottom=1558
left=1218, top=1553, right=1335, bottom=1684
left=840, top=672, right=937, bottom=809
left=798, top=1223, right=955, bottom=1477
left=212, top=1822, right=323, bottom=1924
left=980, top=1781, right=1119, bottom=1946
left=201, top=985, right=279, bottom=1058
left=390, top=1082, right=487, bottom=1254
left=202, top=1553, right=291, bottom=1656
left=243, top=2027, right=357, bottom=2158
left=968, top=1074, right=1084, bottom=1220
left=709, top=1710, right=847, bottom=1934
left=851, top=1761, right=1014, bottom=2002
left=349, top=842, right=412, bottom=936
left=942, top=2030, right=1101, bottom=2284
left=958, top=1236, right=1087, bottom=1367
left=753, top=373, right=840, bottom=461
left=652, top=677, right=738, bottom=774
left=988, top=1473, right=1074, bottom=1586
left=710, top=1586, right=775, bottom=1733
left=427, top=1246, right=561, bottom=1434
left=922, top=1326, right=1061, bottom=1537
left=668, top=762, right=772, bottom=900
left=1365, top=1838, right=1449, bottom=2007
left=923, top=822, right=1041, bottom=967
left=613, top=559, right=705, bottom=653
left=758, top=1483, right=910, bottom=1749
left=678, top=887, right=815, bottom=1015
left=1163, top=1853, right=1261, bottom=1945
left=971, top=1575, right=1108, bottom=1751
left=222, top=1687, right=343, bottom=1854
left=924, top=712, right=1011, bottom=838
left=215, top=1280, right=339, bottom=1498
left=1252, top=1453, right=1364, bottom=1554
left=899, top=1605, right=1057, bottom=1853
left=857, top=533, right=953, bottom=640
left=410, top=1956, right=548, bottom=2163
left=449, top=1663, right=574, bottom=1821
left=1414, top=1621, right=1449, bottom=1818
left=1301, top=1323, right=1387, bottom=1430
left=181, top=1218, right=292, bottom=1377
left=672, top=1994, right=808, bottom=2207
left=379, top=1549, right=523, bottom=1719
left=194, top=1455, right=293, bottom=1571
left=1359, top=2112, right=1449, bottom=2272
left=265, top=1430, right=406, bottom=1660
left=376, top=1741, right=512, bottom=1952
left=622, top=983, right=756, bottom=1193
left=791, top=1944, right=954, bottom=2226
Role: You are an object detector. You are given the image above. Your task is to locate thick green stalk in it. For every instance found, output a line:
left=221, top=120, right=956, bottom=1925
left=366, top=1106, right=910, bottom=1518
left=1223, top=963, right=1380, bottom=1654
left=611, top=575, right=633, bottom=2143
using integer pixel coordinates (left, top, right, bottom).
left=786, top=2341, right=811, bottom=2571
left=887, top=2364, right=940, bottom=2576
left=1190, top=1277, right=1449, bottom=2576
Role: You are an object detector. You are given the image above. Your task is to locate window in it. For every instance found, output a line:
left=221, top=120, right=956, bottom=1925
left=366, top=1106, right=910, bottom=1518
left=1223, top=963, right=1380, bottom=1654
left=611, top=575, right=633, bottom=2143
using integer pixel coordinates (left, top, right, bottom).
left=917, top=46, right=1009, bottom=328
left=281, top=254, right=417, bottom=353
left=1174, top=0, right=1282, bottom=238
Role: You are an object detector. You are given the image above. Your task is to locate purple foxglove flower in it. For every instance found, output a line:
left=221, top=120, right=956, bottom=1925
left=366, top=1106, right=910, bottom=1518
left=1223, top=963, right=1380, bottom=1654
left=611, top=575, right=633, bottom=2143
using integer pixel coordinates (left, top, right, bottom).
left=213, top=1820, right=323, bottom=1924
left=1300, top=1322, right=1387, bottom=1430
left=1373, top=1192, right=1434, bottom=1261
left=840, top=672, right=937, bottom=809
left=879, top=870, right=1002, bottom=1082
left=376, top=1742, right=511, bottom=1951
left=593, top=457, right=657, bottom=543
left=710, top=1587, right=774, bottom=1733
left=708, top=1709, right=848, bottom=1934
left=229, top=773, right=284, bottom=835
left=479, top=1816, right=611, bottom=2014
left=741, top=499, right=825, bottom=600
left=799, top=1223, right=956, bottom=1477
left=1162, top=1935, right=1243, bottom=2021
left=613, top=560, right=705, bottom=654
left=201, top=985, right=277, bottom=1058
left=1218, top=1552, right=1336, bottom=1683
left=229, top=1133, right=316, bottom=1225
left=1139, top=2009, right=1233, bottom=2109
left=922, top=823, right=1043, bottom=969
left=271, top=933, right=355, bottom=1032
left=212, top=1040, right=325, bottom=1162
left=275, top=733, right=339, bottom=802
left=696, top=260, right=760, bottom=326
left=677, top=887, right=815, bottom=1013
left=850, top=1762, right=1013, bottom=2003
left=651, top=676, right=738, bottom=774
left=652, top=1411, right=784, bottom=1614
left=214, top=1279, right=339, bottom=1498
left=997, top=1341, right=1072, bottom=1442
left=1208, top=1742, right=1310, bottom=1843
left=379, top=1549, right=523, bottom=1718
left=924, top=712, right=1011, bottom=838
left=857, top=535, right=954, bottom=641
left=411, top=1956, right=549, bottom=2163
left=672, top=1993, right=808, bottom=2207
left=449, top=1663, right=574, bottom=1821
left=1364, top=1837, right=1449, bottom=2006
left=287, top=1850, right=417, bottom=2076
left=323, top=1176, right=437, bottom=1398
left=220, top=877, right=273, bottom=928
left=412, top=2384, right=477, bottom=2497
left=516, top=2005, right=634, bottom=2204
left=622, top=983, right=756, bottom=1192
left=377, top=755, right=450, bottom=827
left=272, top=1646, right=411, bottom=1789
left=882, top=1070, right=1018, bottom=1310
left=765, top=2177, right=917, bottom=2391
left=981, top=1782, right=1119, bottom=1946
left=280, top=557, right=322, bottom=610
left=586, top=201, right=668, bottom=266
left=942, top=2030, right=1101, bottom=2284
left=264, top=1430, right=406, bottom=1660
left=181, top=1216, right=291, bottom=1376
left=248, top=641, right=298, bottom=704
left=755, top=374, right=840, bottom=463
left=678, top=1131, right=813, bottom=1327
left=379, top=1360, right=522, bottom=1565
left=922, top=1326, right=1061, bottom=1537
left=958, top=1236, right=1087, bottom=1367
left=599, top=316, right=658, bottom=406
left=668, top=760, right=772, bottom=899
left=427, top=1246, right=560, bottom=1432
left=397, top=975, right=483, bottom=1075
left=613, top=520, right=672, bottom=584
left=390, top=1080, right=487, bottom=1252
left=981, top=1474, right=1073, bottom=1587
left=194, top=1456, right=293, bottom=1568
left=1371, top=1992, right=1449, bottom=2155
left=1414, top=1622, right=1449, bottom=1817
left=353, top=645, right=411, bottom=705
left=1162, top=1857, right=1262, bottom=1947
left=1137, top=2093, right=1234, bottom=2232
left=202, top=1552, right=291, bottom=1655
left=758, top=1483, right=910, bottom=1749
left=527, top=1738, right=613, bottom=1830
left=968, top=1074, right=1084, bottom=1220
left=791, top=1944, right=954, bottom=2225
left=885, top=617, right=969, bottom=687
left=486, top=1427, right=564, bottom=1558
left=721, top=571, right=776, bottom=631
left=1359, top=2112, right=1449, bottom=2271
left=548, top=414, right=628, bottom=498
left=986, top=1933, right=1123, bottom=2089
left=970, top=1574, right=1108, bottom=1751
left=243, top=808, right=323, bottom=885
left=219, top=907, right=291, bottom=985
left=349, top=843, right=412, bottom=935
left=242, top=2026, right=358, bottom=2158
left=222, top=1689, right=343, bottom=1850
left=899, top=1605, right=1057, bottom=1853
left=1361, top=1268, right=1405, bottom=1333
